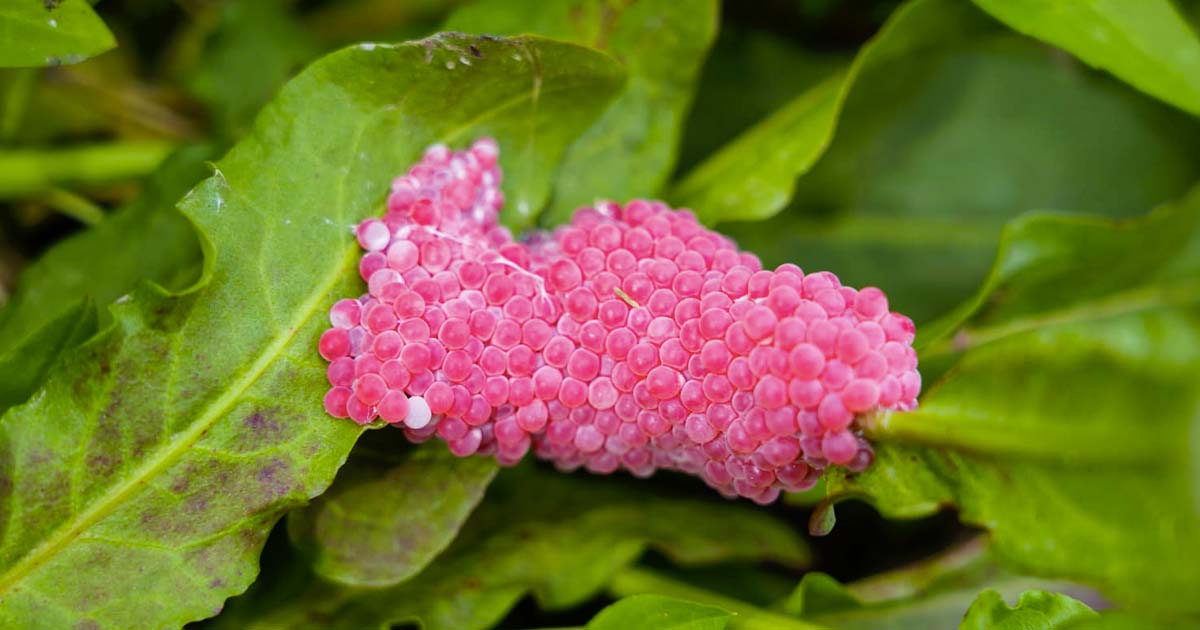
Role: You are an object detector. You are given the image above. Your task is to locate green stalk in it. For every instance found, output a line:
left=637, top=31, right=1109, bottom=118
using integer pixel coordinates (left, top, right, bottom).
left=0, top=141, right=175, bottom=198
left=607, top=566, right=830, bottom=630
left=1, top=69, right=39, bottom=143
left=39, top=188, right=106, bottom=226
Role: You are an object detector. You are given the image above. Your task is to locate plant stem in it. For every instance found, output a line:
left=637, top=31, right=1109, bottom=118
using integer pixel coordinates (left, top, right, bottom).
left=607, top=566, right=830, bottom=630
left=0, top=141, right=175, bottom=198
left=39, top=188, right=106, bottom=226
left=1, top=69, right=39, bottom=143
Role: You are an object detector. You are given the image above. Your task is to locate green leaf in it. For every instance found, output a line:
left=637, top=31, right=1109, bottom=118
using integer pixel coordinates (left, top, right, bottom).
left=719, top=0, right=1200, bottom=324
left=674, top=26, right=847, bottom=176
left=0, top=34, right=624, bottom=629
left=186, top=0, right=323, bottom=138
left=0, top=144, right=212, bottom=368
left=652, top=563, right=800, bottom=608
left=669, top=0, right=997, bottom=225
left=780, top=541, right=1096, bottom=630
left=607, top=566, right=827, bottom=630
left=0, top=298, right=96, bottom=411
left=1064, top=612, right=1189, bottom=630
left=827, top=187, right=1200, bottom=614
left=210, top=467, right=808, bottom=630
left=0, top=140, right=177, bottom=199
left=788, top=573, right=864, bottom=617
left=287, top=439, right=498, bottom=587
left=959, top=590, right=1097, bottom=630
left=971, top=0, right=1200, bottom=116
left=668, top=67, right=843, bottom=226
left=445, top=0, right=718, bottom=227
left=587, top=594, right=733, bottom=630
left=0, top=0, right=116, bottom=68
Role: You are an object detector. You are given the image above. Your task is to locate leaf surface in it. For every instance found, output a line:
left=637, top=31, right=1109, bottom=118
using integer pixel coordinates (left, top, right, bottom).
left=445, top=0, right=718, bottom=227
left=959, top=590, right=1097, bottom=630
left=0, top=0, right=115, bottom=68
left=0, top=35, right=624, bottom=629
left=719, top=0, right=1200, bottom=323
left=586, top=594, right=732, bottom=630
left=0, top=145, right=213, bottom=371
left=210, top=467, right=808, bottom=630
left=668, top=0, right=995, bottom=225
left=287, top=439, right=497, bottom=587
left=674, top=26, right=846, bottom=176
left=827, top=188, right=1200, bottom=614
left=782, top=541, right=1097, bottom=630
left=185, top=0, right=323, bottom=138
left=0, top=299, right=96, bottom=411
left=971, top=0, right=1200, bottom=115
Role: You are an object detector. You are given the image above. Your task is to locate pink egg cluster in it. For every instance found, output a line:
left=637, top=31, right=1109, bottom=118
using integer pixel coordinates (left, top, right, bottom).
left=319, top=139, right=920, bottom=503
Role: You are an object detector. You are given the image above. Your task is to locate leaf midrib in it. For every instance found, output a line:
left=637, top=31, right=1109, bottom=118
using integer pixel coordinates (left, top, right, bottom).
left=921, top=279, right=1200, bottom=359
left=0, top=243, right=360, bottom=596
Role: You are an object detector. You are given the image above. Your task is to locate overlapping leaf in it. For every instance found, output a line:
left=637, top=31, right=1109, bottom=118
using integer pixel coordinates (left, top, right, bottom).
left=287, top=437, right=498, bottom=587
left=674, top=26, right=847, bottom=176
left=0, top=0, right=115, bottom=68
left=445, top=0, right=718, bottom=227
left=971, top=0, right=1200, bottom=115
left=0, top=299, right=95, bottom=411
left=210, top=467, right=809, bottom=630
left=668, top=0, right=989, bottom=225
left=0, top=35, right=624, bottom=629
left=782, top=542, right=1094, bottom=630
left=959, top=590, right=1097, bottom=630
left=587, top=594, right=732, bottom=630
left=185, top=0, right=322, bottom=138
left=0, top=145, right=213, bottom=371
left=714, top=0, right=1200, bottom=323
left=826, top=187, right=1200, bottom=614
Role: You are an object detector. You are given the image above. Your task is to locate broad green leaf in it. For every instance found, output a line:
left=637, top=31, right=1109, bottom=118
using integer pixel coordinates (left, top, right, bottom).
left=186, top=0, right=322, bottom=138
left=780, top=541, right=1096, bottom=630
left=587, top=594, right=733, bottom=630
left=0, top=140, right=176, bottom=198
left=721, top=0, right=1200, bottom=324
left=653, top=563, right=800, bottom=608
left=826, top=188, right=1200, bottom=614
left=0, top=144, right=212, bottom=364
left=0, top=35, right=624, bottom=629
left=607, top=566, right=827, bottom=630
left=1066, top=612, right=1187, bottom=630
left=674, top=26, right=847, bottom=176
left=959, top=590, right=1097, bottom=630
left=669, top=68, right=843, bottom=225
left=0, top=298, right=95, bottom=411
left=0, top=0, right=115, bottom=68
left=971, top=0, right=1200, bottom=116
left=287, top=438, right=498, bottom=587
left=210, top=467, right=809, bottom=630
left=669, top=0, right=995, bottom=225
left=445, top=0, right=718, bottom=227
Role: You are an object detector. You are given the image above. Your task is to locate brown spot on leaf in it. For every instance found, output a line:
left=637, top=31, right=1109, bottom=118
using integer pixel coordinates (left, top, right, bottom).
left=184, top=496, right=210, bottom=515
left=241, top=411, right=285, bottom=450
left=256, top=458, right=296, bottom=500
